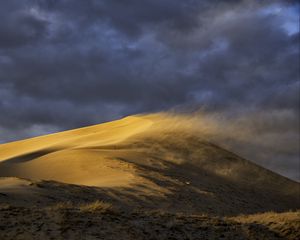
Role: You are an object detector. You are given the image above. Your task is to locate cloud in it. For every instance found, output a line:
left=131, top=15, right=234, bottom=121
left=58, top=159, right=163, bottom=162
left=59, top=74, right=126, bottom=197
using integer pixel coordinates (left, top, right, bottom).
left=0, top=0, right=299, bottom=180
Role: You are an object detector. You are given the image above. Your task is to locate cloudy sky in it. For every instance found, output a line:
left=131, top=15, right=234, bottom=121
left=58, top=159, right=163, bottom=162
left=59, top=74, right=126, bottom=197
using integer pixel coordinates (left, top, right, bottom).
left=0, top=1, right=299, bottom=179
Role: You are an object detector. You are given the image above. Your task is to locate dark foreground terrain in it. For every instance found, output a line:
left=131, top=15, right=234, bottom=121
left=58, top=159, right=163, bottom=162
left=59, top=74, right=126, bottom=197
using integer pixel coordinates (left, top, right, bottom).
left=0, top=202, right=299, bottom=240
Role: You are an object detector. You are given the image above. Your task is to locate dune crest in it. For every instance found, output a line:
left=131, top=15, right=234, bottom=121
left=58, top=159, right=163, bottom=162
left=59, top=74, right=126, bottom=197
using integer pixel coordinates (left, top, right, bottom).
left=0, top=113, right=299, bottom=216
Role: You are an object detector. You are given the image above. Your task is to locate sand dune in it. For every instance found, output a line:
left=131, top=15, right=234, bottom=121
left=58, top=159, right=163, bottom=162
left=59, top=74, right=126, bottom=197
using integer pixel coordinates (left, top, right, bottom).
left=0, top=113, right=299, bottom=211
left=0, top=116, right=153, bottom=187
left=0, top=116, right=153, bottom=160
left=0, top=113, right=299, bottom=239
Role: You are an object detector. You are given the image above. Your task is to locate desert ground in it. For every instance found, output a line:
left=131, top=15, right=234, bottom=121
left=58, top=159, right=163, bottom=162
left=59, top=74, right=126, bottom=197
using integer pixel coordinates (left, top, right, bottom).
left=0, top=113, right=299, bottom=239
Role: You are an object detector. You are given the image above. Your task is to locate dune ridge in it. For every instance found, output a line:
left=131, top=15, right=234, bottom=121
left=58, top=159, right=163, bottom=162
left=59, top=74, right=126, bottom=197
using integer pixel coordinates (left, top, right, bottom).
left=0, top=113, right=299, bottom=239
left=0, top=113, right=298, bottom=215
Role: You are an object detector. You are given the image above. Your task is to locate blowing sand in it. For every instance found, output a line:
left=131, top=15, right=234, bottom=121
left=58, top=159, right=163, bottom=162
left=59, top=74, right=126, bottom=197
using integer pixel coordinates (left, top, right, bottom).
left=0, top=113, right=299, bottom=239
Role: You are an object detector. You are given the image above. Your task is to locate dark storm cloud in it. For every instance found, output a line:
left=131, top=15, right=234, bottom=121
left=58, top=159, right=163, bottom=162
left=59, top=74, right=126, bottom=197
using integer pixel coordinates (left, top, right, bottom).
left=0, top=1, right=48, bottom=48
left=0, top=0, right=299, bottom=179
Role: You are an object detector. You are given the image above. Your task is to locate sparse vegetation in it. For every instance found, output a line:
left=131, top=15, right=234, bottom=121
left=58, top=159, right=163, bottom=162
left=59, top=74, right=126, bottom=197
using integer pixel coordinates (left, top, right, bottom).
left=231, top=211, right=300, bottom=240
left=0, top=205, right=299, bottom=240
left=79, top=200, right=113, bottom=213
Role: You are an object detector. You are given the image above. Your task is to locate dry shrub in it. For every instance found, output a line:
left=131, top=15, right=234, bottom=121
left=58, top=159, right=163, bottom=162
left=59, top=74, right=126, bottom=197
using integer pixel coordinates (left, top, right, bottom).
left=79, top=200, right=113, bottom=213
left=231, top=211, right=300, bottom=240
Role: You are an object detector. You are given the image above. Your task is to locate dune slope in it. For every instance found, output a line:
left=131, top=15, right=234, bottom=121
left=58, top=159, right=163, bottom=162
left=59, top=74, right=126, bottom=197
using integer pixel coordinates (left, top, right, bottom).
left=0, top=113, right=299, bottom=216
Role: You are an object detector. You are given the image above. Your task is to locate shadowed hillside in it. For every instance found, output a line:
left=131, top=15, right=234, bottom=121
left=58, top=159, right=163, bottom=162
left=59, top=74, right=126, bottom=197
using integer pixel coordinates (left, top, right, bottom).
left=0, top=113, right=299, bottom=239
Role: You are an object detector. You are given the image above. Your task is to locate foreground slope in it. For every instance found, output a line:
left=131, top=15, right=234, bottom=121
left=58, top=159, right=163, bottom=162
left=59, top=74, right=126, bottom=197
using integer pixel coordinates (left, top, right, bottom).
left=1, top=204, right=299, bottom=240
left=0, top=113, right=298, bottom=216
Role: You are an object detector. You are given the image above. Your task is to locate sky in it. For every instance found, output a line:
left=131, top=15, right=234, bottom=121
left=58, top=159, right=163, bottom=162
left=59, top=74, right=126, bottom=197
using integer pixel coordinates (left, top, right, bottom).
left=0, top=0, right=299, bottom=180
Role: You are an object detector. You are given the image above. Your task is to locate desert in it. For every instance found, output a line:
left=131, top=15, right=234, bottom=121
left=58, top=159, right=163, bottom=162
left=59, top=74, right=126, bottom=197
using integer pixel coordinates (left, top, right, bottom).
left=0, top=113, right=299, bottom=239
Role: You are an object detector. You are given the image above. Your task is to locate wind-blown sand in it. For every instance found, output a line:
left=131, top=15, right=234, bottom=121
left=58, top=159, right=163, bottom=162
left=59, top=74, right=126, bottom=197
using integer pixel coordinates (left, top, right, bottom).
left=0, top=113, right=299, bottom=239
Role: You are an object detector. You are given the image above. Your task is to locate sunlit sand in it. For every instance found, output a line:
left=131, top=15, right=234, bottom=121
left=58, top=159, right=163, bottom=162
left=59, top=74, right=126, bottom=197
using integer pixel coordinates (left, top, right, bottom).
left=0, top=114, right=299, bottom=239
